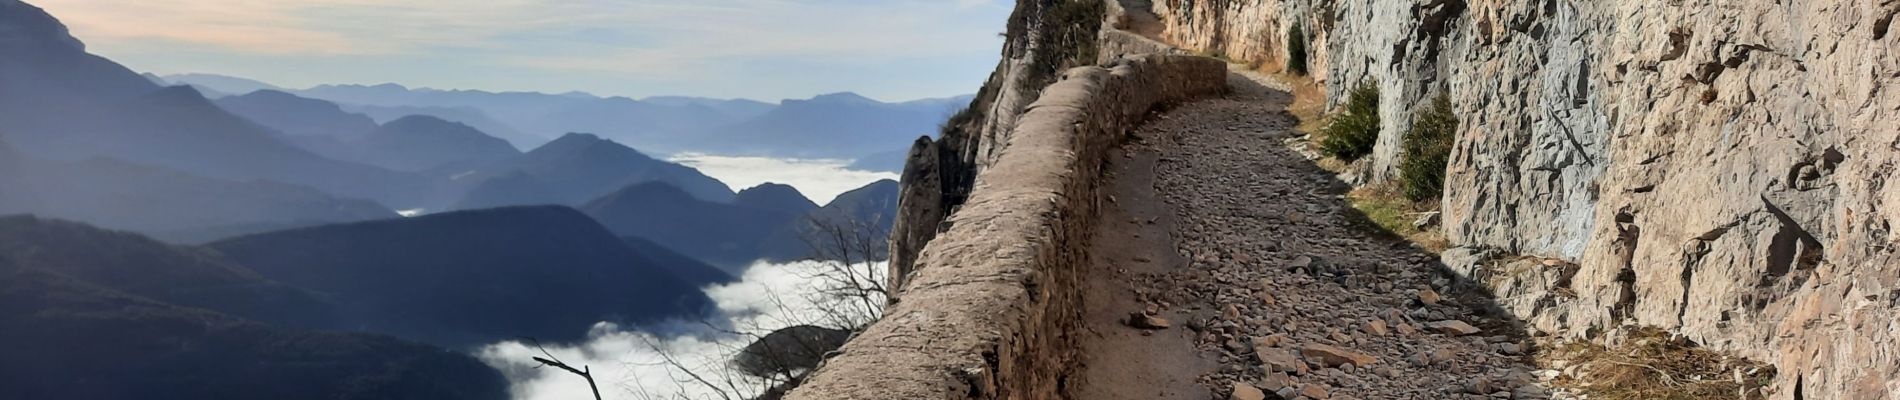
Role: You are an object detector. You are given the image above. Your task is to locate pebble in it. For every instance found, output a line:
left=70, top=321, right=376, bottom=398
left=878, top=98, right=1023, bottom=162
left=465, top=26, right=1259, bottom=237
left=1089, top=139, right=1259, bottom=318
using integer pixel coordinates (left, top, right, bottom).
left=1427, top=320, right=1482, bottom=336
left=1300, top=344, right=1379, bottom=368
left=1364, top=319, right=1389, bottom=336
left=1231, top=382, right=1266, bottom=400
left=1129, top=312, right=1173, bottom=330
left=1418, top=288, right=1443, bottom=305
left=1300, top=384, right=1332, bottom=399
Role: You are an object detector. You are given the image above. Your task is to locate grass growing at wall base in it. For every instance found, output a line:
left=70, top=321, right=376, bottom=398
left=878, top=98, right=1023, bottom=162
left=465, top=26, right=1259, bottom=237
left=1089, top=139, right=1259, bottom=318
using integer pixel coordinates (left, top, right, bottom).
left=1261, top=71, right=1446, bottom=251
left=1347, top=183, right=1448, bottom=251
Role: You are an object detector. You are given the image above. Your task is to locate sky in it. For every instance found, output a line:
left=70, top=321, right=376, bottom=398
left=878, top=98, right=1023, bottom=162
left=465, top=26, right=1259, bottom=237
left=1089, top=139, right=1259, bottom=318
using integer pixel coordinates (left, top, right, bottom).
left=31, top=0, right=1012, bottom=102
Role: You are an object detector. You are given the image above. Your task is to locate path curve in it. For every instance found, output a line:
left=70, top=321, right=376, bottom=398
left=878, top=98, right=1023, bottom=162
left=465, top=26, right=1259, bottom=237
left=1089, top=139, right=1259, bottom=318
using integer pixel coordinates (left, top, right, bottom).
left=1072, top=68, right=1550, bottom=399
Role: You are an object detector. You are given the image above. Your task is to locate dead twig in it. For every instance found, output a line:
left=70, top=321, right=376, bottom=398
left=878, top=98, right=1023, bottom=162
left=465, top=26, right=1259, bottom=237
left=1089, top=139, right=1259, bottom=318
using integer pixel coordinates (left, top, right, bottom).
left=530, top=339, right=604, bottom=400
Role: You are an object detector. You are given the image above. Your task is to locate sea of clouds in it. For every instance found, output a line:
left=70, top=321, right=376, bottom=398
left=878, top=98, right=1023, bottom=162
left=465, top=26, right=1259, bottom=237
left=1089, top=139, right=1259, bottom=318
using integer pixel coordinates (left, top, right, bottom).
left=479, top=260, right=886, bottom=400
left=667, top=153, right=898, bottom=205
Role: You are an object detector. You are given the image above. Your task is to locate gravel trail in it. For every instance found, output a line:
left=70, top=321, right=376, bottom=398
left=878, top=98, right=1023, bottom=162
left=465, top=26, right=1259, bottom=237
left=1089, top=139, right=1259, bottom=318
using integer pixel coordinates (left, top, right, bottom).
left=1074, top=69, right=1551, bottom=400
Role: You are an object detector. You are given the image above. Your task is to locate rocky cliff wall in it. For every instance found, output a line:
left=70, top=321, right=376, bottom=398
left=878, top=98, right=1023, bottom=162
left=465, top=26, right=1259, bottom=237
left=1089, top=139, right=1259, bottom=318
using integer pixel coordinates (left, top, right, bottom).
left=1148, top=0, right=1900, bottom=398
left=890, top=0, right=1107, bottom=291
left=786, top=53, right=1227, bottom=399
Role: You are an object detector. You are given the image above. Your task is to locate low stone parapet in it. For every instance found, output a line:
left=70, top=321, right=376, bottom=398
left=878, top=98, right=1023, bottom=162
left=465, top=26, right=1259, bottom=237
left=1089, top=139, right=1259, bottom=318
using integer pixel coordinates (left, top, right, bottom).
left=784, top=54, right=1226, bottom=400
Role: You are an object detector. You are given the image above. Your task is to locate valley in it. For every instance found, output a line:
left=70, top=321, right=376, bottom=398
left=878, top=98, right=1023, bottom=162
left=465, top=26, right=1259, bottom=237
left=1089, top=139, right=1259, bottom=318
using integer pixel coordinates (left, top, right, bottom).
left=0, top=1, right=923, bottom=398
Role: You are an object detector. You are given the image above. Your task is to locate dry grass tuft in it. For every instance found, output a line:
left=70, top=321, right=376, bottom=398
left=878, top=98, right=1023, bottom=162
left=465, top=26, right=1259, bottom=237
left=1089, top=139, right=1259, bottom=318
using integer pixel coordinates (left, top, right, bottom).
left=1346, top=183, right=1449, bottom=251
left=1539, top=327, right=1776, bottom=400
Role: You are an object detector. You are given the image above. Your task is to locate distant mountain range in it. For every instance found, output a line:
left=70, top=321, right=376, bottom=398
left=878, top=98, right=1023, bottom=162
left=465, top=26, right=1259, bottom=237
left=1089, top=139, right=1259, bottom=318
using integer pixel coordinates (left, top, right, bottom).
left=450, top=133, right=737, bottom=209
left=582, top=182, right=807, bottom=271
left=160, top=74, right=970, bottom=160
left=582, top=179, right=901, bottom=273
left=0, top=2, right=432, bottom=210
left=0, top=135, right=398, bottom=243
left=352, top=115, right=522, bottom=172
left=213, top=89, right=378, bottom=141
left=0, top=3, right=750, bottom=238
left=0, top=2, right=913, bottom=397
left=209, top=206, right=726, bottom=348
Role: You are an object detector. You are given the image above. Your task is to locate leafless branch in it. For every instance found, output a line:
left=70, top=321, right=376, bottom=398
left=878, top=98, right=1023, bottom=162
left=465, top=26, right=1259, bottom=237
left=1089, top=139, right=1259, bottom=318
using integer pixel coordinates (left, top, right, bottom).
left=529, top=339, right=604, bottom=400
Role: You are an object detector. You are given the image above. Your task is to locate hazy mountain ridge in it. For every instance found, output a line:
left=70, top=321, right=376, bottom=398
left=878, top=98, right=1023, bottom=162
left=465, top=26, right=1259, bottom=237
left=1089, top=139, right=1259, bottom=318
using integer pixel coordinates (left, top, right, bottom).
left=209, top=206, right=721, bottom=348
left=0, top=135, right=399, bottom=243
left=581, top=182, right=799, bottom=272
left=165, top=73, right=971, bottom=160
left=2, top=9, right=727, bottom=238
left=159, top=72, right=284, bottom=97
left=347, top=103, right=545, bottom=149
left=213, top=89, right=380, bottom=141
left=0, top=217, right=509, bottom=400
left=450, top=133, right=737, bottom=209
left=0, top=3, right=434, bottom=208
left=352, top=115, right=522, bottom=173
left=733, top=183, right=822, bottom=214
left=583, top=179, right=900, bottom=271
left=756, top=179, right=900, bottom=262
left=692, top=93, right=972, bottom=159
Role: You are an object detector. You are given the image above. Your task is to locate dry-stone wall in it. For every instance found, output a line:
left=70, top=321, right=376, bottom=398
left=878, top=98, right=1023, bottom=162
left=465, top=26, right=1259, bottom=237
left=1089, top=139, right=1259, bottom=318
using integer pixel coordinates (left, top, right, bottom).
left=785, top=54, right=1226, bottom=399
left=1149, top=0, right=1900, bottom=398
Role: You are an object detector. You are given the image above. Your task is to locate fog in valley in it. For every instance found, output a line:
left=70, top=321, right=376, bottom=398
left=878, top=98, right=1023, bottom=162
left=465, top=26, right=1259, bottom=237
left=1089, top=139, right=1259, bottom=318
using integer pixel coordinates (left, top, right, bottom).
left=669, top=153, right=901, bottom=205
left=481, top=260, right=888, bottom=400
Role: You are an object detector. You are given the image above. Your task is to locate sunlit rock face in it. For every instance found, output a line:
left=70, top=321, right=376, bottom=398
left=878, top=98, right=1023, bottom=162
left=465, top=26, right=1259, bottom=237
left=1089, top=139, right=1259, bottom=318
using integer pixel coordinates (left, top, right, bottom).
left=1149, top=0, right=1900, bottom=397
left=888, top=0, right=1108, bottom=295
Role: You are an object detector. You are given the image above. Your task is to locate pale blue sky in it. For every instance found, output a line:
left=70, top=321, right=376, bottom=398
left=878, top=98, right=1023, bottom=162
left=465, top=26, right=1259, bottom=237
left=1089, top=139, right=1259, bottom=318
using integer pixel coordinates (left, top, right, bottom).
left=32, top=0, right=1010, bottom=101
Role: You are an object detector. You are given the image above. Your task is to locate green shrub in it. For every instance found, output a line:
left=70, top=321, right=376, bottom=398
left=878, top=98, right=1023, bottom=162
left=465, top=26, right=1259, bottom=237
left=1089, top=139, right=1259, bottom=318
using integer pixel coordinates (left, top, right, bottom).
left=1400, top=93, right=1458, bottom=201
left=1319, top=82, right=1381, bottom=160
left=1287, top=24, right=1308, bottom=75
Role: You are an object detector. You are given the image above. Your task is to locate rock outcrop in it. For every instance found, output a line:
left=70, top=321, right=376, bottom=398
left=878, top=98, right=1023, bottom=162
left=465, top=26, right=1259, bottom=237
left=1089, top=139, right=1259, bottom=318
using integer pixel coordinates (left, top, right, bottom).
left=1147, top=0, right=1900, bottom=398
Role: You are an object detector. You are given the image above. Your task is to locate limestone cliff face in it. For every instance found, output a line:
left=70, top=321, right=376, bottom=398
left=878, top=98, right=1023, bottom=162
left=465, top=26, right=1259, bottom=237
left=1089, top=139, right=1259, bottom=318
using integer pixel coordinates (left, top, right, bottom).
left=890, top=0, right=1104, bottom=293
left=1149, top=0, right=1900, bottom=398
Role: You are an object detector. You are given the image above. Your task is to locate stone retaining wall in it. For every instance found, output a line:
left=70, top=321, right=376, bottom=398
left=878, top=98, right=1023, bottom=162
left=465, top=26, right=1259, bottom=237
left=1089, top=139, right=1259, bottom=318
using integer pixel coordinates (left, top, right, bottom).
left=784, top=54, right=1226, bottom=400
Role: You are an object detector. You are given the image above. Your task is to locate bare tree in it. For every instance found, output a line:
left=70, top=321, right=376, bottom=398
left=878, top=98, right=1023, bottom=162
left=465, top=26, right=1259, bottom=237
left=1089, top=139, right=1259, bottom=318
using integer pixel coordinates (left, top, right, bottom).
left=547, top=214, right=894, bottom=400
left=790, top=214, right=891, bottom=329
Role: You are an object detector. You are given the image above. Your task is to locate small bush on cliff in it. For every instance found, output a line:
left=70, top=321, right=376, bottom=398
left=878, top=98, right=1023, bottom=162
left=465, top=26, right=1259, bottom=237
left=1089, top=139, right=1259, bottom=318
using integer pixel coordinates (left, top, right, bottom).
left=1399, top=93, right=1456, bottom=202
left=1319, top=82, right=1381, bottom=161
left=1287, top=24, right=1308, bottom=75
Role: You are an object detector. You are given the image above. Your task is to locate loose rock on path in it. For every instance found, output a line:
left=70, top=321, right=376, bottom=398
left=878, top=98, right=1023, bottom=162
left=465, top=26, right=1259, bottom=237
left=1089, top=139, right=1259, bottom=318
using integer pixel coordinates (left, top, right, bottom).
left=1072, top=67, right=1552, bottom=400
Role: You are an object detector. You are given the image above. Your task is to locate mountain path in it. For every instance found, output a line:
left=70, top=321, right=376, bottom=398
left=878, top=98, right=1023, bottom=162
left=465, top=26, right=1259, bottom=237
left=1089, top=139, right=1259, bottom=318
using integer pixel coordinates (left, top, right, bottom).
left=1072, top=68, right=1551, bottom=399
